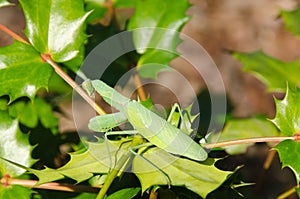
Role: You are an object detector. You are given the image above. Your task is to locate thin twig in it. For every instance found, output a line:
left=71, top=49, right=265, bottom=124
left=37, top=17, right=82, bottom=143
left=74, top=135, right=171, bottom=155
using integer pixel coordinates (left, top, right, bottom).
left=41, top=54, right=106, bottom=115
left=204, top=136, right=296, bottom=149
left=1, top=177, right=100, bottom=193
left=263, top=150, right=277, bottom=170
left=277, top=185, right=300, bottom=199
left=133, top=74, right=147, bottom=101
left=0, top=24, right=30, bottom=45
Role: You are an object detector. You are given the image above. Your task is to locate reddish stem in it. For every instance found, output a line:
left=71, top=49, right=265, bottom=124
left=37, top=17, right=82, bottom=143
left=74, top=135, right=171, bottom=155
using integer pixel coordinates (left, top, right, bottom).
left=0, top=24, right=30, bottom=45
left=41, top=54, right=106, bottom=115
left=204, top=136, right=297, bottom=149
left=1, top=177, right=100, bottom=193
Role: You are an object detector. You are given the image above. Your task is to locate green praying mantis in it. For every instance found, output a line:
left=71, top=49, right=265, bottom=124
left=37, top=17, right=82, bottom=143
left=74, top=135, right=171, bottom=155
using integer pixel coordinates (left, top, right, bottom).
left=82, top=79, right=208, bottom=162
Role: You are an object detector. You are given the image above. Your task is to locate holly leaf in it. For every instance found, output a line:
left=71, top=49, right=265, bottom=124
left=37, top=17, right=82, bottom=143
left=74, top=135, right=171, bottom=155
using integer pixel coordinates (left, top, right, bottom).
left=281, top=7, right=300, bottom=37
left=271, top=86, right=300, bottom=136
left=0, top=185, right=33, bottom=199
left=106, top=188, right=141, bottom=199
left=26, top=139, right=131, bottom=184
left=19, top=0, right=90, bottom=62
left=8, top=98, right=58, bottom=134
left=127, top=0, right=190, bottom=79
left=133, top=148, right=232, bottom=198
left=0, top=111, right=33, bottom=177
left=0, top=41, right=52, bottom=102
left=207, top=117, right=279, bottom=154
left=0, top=0, right=13, bottom=7
left=234, top=51, right=300, bottom=92
left=275, top=140, right=300, bottom=183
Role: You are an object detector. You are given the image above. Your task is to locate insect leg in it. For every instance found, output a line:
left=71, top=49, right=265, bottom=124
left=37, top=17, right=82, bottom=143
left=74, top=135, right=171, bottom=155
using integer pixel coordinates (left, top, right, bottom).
left=105, top=130, right=138, bottom=171
left=129, top=144, right=172, bottom=188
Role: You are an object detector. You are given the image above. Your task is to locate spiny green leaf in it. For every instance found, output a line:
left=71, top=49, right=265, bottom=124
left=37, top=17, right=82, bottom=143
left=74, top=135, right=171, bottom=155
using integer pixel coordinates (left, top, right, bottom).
left=0, top=0, right=13, bottom=7
left=127, top=0, right=190, bottom=79
left=207, top=117, right=279, bottom=154
left=0, top=41, right=52, bottom=102
left=234, top=51, right=300, bottom=92
left=0, top=111, right=33, bottom=177
left=281, top=7, right=300, bottom=37
left=133, top=148, right=231, bottom=198
left=275, top=140, right=300, bottom=183
left=271, top=86, right=300, bottom=136
left=106, top=187, right=141, bottom=199
left=28, top=140, right=130, bottom=184
left=7, top=98, right=58, bottom=133
left=19, top=0, right=90, bottom=62
left=0, top=185, right=33, bottom=199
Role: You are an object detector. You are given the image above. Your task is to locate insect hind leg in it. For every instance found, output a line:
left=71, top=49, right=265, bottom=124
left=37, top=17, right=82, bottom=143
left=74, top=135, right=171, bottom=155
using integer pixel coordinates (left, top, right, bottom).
left=129, top=144, right=172, bottom=188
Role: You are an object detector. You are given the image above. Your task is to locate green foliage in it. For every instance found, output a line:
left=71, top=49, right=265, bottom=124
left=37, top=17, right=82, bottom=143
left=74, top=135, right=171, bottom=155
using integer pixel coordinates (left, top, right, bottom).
left=127, top=0, right=190, bottom=79
left=0, top=111, right=33, bottom=176
left=0, top=185, right=33, bottom=199
left=1, top=0, right=300, bottom=198
left=281, top=7, right=300, bottom=37
left=85, top=0, right=107, bottom=24
left=208, top=117, right=279, bottom=154
left=271, top=86, right=300, bottom=136
left=134, top=148, right=232, bottom=198
left=275, top=140, right=300, bottom=183
left=19, top=0, right=89, bottom=62
left=0, top=0, right=13, bottom=7
left=0, top=41, right=52, bottom=102
left=234, top=51, right=300, bottom=92
left=106, top=187, right=140, bottom=199
left=8, top=98, right=58, bottom=133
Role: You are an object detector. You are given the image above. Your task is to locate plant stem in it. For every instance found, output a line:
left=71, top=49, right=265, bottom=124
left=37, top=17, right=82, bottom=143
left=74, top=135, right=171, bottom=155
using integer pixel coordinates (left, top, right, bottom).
left=0, top=24, right=30, bottom=45
left=204, top=136, right=297, bottom=149
left=133, top=74, right=147, bottom=101
left=277, top=185, right=300, bottom=199
left=263, top=150, right=276, bottom=170
left=40, top=54, right=106, bottom=115
left=96, top=136, right=144, bottom=199
left=0, top=177, right=100, bottom=193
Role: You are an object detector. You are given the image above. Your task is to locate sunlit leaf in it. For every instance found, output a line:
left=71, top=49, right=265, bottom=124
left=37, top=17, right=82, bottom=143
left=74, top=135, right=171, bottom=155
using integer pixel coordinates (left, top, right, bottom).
left=0, top=0, right=13, bottom=7
left=0, top=41, right=52, bottom=102
left=271, top=86, right=300, bottom=136
left=207, top=117, right=279, bottom=154
left=133, top=148, right=232, bottom=198
left=281, top=7, right=300, bottom=37
left=127, top=0, right=190, bottom=79
left=234, top=51, right=300, bottom=92
left=19, top=0, right=90, bottom=62
left=0, top=111, right=33, bottom=176
left=106, top=187, right=141, bottom=199
left=27, top=140, right=131, bottom=184
left=0, top=185, right=33, bottom=199
left=275, top=140, right=300, bottom=183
